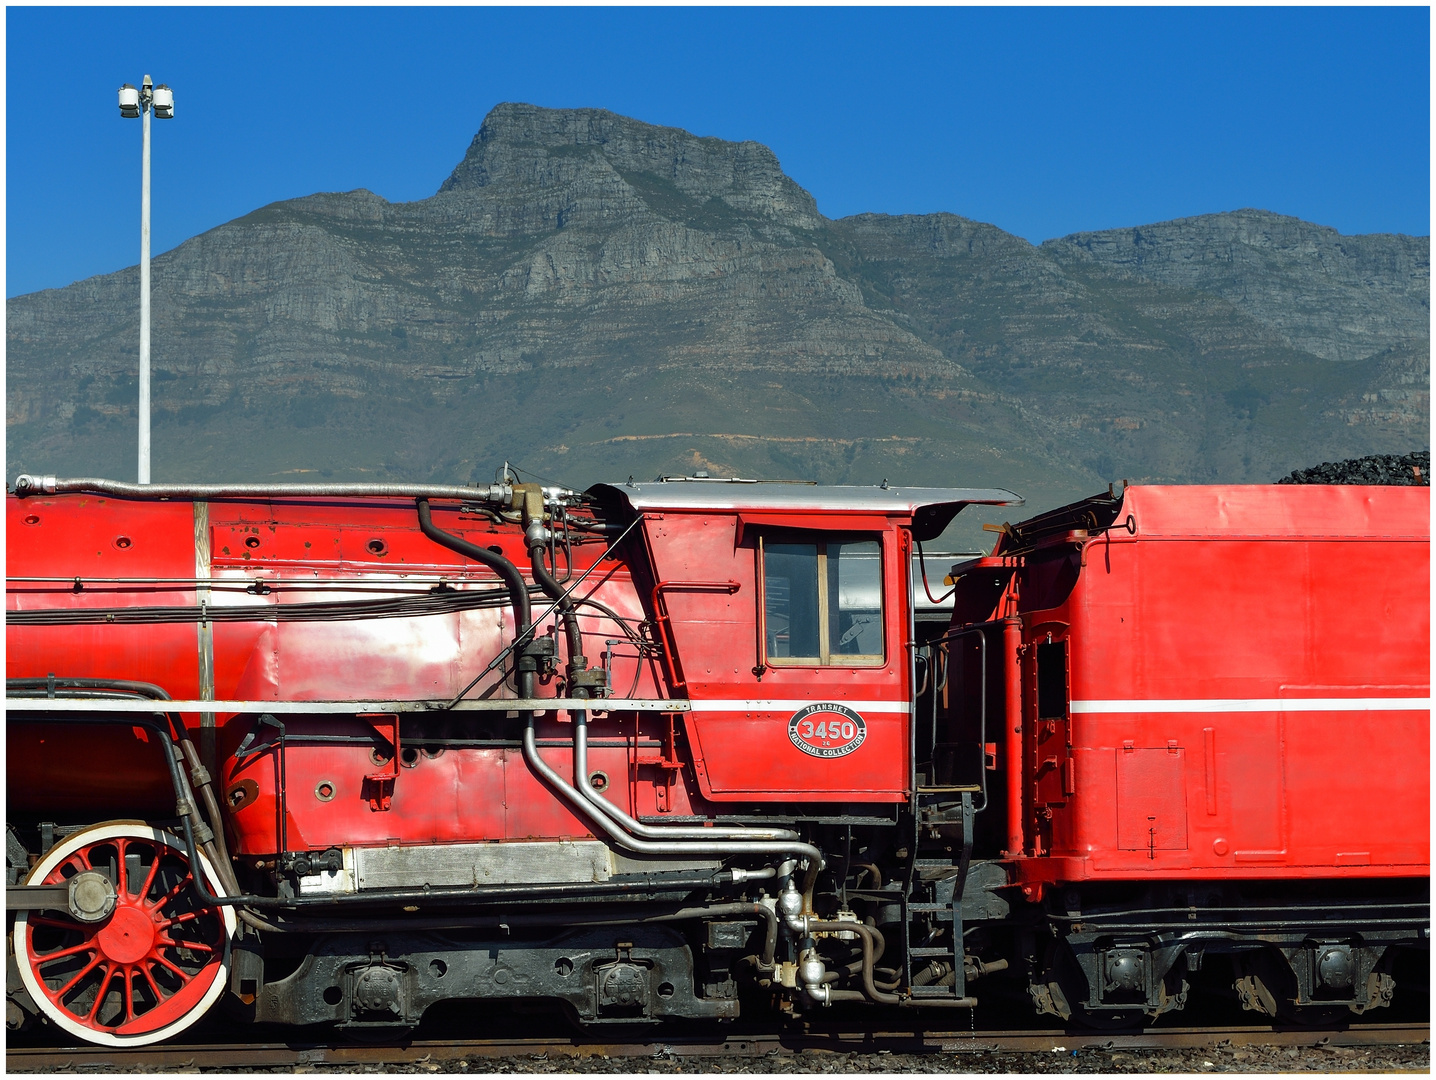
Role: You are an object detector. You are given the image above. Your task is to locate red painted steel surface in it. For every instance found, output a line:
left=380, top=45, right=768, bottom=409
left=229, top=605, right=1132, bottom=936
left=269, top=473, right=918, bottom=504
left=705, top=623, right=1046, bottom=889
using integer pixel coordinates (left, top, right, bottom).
left=997, top=485, right=1430, bottom=890
left=6, top=495, right=698, bottom=853
left=8, top=496, right=202, bottom=815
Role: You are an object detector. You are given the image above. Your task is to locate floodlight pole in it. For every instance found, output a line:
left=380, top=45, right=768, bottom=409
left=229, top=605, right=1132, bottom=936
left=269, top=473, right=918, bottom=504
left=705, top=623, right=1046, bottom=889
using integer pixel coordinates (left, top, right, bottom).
left=139, top=78, right=152, bottom=484
left=119, top=74, right=172, bottom=483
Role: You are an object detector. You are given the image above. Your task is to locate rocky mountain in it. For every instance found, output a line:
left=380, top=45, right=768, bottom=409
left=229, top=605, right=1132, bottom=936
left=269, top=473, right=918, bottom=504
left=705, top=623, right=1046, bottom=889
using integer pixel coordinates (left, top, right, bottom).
left=7, top=102, right=1428, bottom=538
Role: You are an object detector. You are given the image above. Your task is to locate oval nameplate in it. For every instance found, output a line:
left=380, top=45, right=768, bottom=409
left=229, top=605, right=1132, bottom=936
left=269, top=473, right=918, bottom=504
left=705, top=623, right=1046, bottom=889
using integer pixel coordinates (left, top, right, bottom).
left=788, top=702, right=867, bottom=758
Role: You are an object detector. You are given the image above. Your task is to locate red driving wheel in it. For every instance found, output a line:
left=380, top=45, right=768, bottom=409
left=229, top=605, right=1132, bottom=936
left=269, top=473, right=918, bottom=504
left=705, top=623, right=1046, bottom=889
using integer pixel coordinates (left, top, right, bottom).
left=13, top=822, right=235, bottom=1047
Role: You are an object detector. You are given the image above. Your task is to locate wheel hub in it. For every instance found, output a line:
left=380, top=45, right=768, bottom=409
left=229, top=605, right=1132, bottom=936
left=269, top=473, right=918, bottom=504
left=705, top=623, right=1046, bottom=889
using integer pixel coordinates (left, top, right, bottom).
left=96, top=904, right=156, bottom=965
left=67, top=871, right=117, bottom=923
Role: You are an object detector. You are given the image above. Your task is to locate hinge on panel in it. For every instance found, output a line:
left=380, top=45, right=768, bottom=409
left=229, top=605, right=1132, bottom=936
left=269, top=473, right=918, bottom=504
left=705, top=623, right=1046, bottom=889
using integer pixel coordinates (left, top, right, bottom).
left=361, top=713, right=400, bottom=812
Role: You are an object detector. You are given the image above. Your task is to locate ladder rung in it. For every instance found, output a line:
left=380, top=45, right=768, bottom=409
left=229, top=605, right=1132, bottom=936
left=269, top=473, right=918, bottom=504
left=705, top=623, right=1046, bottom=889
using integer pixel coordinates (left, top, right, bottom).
left=909, top=946, right=955, bottom=957
left=909, top=985, right=964, bottom=998
left=907, top=903, right=953, bottom=913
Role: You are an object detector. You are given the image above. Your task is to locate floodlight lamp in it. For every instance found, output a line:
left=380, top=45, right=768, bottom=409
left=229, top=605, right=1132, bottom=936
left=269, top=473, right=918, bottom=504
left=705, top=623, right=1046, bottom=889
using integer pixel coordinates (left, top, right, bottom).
left=152, top=85, right=174, bottom=119
left=119, top=84, right=140, bottom=118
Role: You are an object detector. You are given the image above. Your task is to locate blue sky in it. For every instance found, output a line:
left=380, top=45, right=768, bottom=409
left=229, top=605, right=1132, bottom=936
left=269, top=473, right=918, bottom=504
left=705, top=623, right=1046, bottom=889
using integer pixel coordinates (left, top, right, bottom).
left=6, top=6, right=1429, bottom=298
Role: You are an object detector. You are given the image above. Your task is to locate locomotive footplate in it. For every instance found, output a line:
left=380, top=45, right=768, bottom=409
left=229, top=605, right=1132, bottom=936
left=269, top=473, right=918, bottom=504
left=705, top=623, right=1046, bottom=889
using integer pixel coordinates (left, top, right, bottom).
left=251, top=926, right=734, bottom=1027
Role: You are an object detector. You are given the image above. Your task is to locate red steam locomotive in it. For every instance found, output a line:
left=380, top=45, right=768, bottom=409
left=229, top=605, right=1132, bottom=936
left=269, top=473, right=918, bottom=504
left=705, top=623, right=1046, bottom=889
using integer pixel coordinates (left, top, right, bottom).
left=5, top=472, right=1428, bottom=1046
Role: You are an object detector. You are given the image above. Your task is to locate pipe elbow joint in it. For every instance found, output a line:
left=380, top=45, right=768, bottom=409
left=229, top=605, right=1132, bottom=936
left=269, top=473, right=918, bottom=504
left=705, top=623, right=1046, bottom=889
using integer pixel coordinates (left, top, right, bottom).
left=800, top=950, right=829, bottom=1005
left=786, top=913, right=809, bottom=935
left=804, top=982, right=831, bottom=1006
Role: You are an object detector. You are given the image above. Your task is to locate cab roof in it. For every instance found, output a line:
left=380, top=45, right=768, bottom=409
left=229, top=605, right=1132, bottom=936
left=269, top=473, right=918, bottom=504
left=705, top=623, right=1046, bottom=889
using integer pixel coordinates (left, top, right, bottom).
left=588, top=480, right=1023, bottom=542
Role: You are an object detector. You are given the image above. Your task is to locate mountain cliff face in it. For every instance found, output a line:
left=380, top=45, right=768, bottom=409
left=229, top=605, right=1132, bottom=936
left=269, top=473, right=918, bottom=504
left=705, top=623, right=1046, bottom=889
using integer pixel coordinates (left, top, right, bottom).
left=7, top=102, right=1428, bottom=526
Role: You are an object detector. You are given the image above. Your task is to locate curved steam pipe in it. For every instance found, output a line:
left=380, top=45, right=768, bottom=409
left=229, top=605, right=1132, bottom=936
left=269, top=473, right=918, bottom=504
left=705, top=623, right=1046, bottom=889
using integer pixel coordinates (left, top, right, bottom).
left=526, top=536, right=801, bottom=845
left=529, top=541, right=584, bottom=665
left=521, top=715, right=823, bottom=866
left=418, top=499, right=531, bottom=632
left=571, top=710, right=799, bottom=841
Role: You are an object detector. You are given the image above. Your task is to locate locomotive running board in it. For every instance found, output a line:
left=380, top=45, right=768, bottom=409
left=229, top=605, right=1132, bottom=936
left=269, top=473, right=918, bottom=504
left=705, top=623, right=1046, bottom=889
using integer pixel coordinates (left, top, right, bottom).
left=4, top=697, right=691, bottom=713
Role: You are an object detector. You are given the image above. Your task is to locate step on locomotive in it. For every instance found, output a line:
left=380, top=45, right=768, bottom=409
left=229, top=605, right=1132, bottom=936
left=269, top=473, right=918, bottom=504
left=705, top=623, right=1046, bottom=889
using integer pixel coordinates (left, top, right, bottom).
left=5, top=472, right=1429, bottom=1045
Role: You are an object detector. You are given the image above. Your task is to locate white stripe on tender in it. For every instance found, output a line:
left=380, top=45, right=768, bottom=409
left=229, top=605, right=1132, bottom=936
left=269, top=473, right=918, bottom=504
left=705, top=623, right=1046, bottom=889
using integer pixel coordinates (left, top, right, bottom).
left=686, top=699, right=911, bottom=714
left=1071, top=697, right=1430, bottom=714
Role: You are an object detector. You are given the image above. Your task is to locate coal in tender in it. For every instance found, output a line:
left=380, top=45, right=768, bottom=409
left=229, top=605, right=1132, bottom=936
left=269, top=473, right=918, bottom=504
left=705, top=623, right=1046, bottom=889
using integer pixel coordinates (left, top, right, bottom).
left=1276, top=451, right=1430, bottom=486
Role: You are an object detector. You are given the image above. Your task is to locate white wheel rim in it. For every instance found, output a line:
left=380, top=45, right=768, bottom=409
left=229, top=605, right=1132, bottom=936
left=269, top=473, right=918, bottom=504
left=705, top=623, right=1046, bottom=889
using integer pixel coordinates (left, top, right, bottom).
left=13, top=821, right=236, bottom=1048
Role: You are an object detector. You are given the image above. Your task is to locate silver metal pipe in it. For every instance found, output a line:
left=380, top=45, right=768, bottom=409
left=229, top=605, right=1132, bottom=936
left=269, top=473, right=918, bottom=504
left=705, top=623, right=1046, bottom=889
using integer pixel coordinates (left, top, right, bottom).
left=571, top=709, right=799, bottom=842
left=521, top=713, right=822, bottom=866
left=13, top=475, right=522, bottom=503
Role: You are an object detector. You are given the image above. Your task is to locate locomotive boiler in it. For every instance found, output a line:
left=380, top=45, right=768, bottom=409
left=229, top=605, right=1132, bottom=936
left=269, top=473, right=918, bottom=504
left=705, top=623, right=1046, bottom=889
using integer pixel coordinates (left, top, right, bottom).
left=5, top=472, right=1428, bottom=1046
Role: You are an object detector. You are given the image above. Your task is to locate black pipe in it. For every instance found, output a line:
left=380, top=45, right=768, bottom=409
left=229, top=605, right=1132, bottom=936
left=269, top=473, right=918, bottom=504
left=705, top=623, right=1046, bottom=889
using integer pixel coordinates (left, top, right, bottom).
left=530, top=542, right=586, bottom=672
left=7, top=676, right=173, bottom=702
left=417, top=499, right=531, bottom=632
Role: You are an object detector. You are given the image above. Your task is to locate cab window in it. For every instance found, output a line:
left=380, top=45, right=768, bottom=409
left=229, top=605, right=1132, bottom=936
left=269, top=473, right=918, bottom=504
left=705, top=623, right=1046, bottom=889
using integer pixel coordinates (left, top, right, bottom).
left=761, top=535, right=883, bottom=665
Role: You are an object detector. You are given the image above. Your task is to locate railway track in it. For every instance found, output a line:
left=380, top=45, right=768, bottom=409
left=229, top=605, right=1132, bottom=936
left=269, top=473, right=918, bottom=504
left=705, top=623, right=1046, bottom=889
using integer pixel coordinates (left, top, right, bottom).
left=7, top=1023, right=1428, bottom=1072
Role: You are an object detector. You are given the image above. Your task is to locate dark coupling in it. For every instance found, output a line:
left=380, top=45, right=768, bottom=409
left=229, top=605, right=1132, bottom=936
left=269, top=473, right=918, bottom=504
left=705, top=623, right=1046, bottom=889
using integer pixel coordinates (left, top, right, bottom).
left=515, top=636, right=557, bottom=676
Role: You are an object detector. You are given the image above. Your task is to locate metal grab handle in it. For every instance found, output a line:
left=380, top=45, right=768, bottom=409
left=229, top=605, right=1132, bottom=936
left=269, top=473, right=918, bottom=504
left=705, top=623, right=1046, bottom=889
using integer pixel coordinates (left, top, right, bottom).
left=649, top=580, right=741, bottom=690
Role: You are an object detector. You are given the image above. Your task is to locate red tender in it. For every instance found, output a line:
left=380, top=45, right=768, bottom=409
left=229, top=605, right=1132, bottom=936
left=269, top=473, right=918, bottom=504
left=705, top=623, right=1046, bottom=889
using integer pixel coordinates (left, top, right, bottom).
left=997, top=485, right=1429, bottom=893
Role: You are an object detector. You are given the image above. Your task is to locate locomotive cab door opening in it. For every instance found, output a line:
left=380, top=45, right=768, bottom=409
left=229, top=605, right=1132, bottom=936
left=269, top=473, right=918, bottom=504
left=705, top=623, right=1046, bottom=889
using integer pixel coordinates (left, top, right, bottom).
left=1031, top=636, right=1074, bottom=809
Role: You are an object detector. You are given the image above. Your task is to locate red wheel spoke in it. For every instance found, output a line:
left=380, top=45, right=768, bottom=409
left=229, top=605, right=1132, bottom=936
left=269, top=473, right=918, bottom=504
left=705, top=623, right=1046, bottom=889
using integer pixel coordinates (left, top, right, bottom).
left=141, top=963, right=168, bottom=1004
left=166, top=938, right=215, bottom=955
left=114, top=837, right=133, bottom=895
left=123, top=965, right=137, bottom=1022
left=151, top=870, right=194, bottom=915
left=61, top=853, right=89, bottom=878
left=31, top=939, right=98, bottom=963
left=52, top=954, right=104, bottom=999
left=82, top=964, right=115, bottom=1022
left=137, top=843, right=163, bottom=901
left=164, top=909, right=207, bottom=926
left=153, top=953, right=191, bottom=980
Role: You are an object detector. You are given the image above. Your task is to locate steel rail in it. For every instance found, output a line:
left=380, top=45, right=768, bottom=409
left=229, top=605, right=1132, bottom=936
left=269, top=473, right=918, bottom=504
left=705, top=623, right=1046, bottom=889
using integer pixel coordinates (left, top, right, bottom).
left=5, top=1023, right=1427, bottom=1070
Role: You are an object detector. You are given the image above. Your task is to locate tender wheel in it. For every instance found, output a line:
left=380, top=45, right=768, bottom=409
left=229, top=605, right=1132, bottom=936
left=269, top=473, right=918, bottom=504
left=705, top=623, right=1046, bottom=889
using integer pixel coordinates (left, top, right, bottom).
left=12, top=821, right=235, bottom=1047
